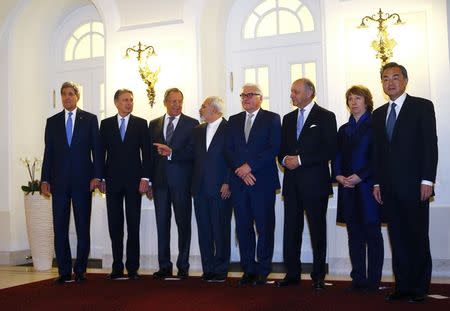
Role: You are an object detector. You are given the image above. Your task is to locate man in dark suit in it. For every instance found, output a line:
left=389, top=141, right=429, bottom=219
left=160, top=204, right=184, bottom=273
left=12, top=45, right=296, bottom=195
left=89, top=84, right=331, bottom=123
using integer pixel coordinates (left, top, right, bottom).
left=149, top=88, right=199, bottom=279
left=372, top=62, right=438, bottom=303
left=225, top=83, right=281, bottom=286
left=41, top=81, right=102, bottom=283
left=276, top=78, right=337, bottom=289
left=191, top=96, right=231, bottom=283
left=99, top=89, right=150, bottom=280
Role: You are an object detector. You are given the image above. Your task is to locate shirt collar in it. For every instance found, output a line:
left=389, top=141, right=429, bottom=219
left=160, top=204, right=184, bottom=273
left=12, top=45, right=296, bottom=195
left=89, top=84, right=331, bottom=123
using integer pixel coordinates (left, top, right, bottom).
left=207, top=117, right=222, bottom=128
left=65, top=107, right=77, bottom=116
left=298, top=100, right=314, bottom=114
left=246, top=108, right=260, bottom=118
left=165, top=113, right=181, bottom=121
left=389, top=92, right=407, bottom=109
left=117, top=113, right=131, bottom=122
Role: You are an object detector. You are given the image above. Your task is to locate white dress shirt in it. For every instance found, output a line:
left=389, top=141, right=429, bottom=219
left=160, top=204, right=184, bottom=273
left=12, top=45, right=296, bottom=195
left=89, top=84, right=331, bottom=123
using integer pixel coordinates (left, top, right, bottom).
left=282, top=101, right=315, bottom=166
left=245, top=108, right=260, bottom=128
left=163, top=114, right=181, bottom=161
left=163, top=114, right=181, bottom=140
left=65, top=108, right=77, bottom=134
left=206, top=117, right=222, bottom=151
left=117, top=113, right=130, bottom=131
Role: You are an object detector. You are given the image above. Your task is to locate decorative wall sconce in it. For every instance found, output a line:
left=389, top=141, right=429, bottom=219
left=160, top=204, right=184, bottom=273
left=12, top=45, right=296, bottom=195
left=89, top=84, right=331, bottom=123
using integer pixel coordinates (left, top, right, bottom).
left=125, top=42, right=160, bottom=107
left=358, top=8, right=404, bottom=69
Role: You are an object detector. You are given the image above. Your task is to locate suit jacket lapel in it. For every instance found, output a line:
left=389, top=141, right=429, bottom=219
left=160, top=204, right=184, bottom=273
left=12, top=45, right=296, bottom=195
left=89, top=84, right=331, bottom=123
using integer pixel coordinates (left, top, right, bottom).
left=378, top=103, right=389, bottom=142
left=247, top=109, right=263, bottom=143
left=57, top=111, right=70, bottom=148
left=156, top=116, right=165, bottom=143
left=123, top=115, right=135, bottom=142
left=391, top=95, right=410, bottom=142
left=207, top=118, right=225, bottom=151
left=71, top=109, right=84, bottom=147
left=298, top=104, right=317, bottom=141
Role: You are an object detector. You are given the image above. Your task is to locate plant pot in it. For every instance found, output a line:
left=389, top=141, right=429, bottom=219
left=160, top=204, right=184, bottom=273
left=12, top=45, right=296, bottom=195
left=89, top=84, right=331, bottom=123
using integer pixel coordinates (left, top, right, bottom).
left=24, top=193, right=54, bottom=271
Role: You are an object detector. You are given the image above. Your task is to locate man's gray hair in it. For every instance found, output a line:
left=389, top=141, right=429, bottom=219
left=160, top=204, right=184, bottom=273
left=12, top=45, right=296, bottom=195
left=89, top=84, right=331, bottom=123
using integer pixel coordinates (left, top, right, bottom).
left=242, top=83, right=263, bottom=97
left=205, top=96, right=224, bottom=115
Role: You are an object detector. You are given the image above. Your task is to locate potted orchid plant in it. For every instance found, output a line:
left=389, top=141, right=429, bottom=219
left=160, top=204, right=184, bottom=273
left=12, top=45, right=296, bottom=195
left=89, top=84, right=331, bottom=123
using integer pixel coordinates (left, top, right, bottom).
left=20, top=157, right=41, bottom=195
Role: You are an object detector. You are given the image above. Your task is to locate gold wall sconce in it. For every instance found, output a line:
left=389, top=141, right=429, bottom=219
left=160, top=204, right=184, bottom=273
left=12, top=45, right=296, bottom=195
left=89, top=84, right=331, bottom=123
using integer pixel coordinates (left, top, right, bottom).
left=125, top=42, right=160, bottom=107
left=358, top=8, right=404, bottom=69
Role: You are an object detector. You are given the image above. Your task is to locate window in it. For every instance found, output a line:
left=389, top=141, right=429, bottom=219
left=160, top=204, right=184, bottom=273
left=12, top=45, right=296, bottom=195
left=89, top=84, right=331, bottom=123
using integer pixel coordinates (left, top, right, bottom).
left=244, top=66, right=270, bottom=110
left=243, top=0, right=314, bottom=39
left=64, top=22, right=104, bottom=61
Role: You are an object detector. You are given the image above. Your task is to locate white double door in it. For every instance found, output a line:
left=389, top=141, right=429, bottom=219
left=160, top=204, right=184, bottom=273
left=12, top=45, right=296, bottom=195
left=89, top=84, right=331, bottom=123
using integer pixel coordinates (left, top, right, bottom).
left=227, top=44, right=323, bottom=263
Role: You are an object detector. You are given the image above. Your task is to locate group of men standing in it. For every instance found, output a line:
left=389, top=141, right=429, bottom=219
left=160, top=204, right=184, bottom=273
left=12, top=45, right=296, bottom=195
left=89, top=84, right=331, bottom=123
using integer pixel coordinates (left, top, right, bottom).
left=41, top=62, right=437, bottom=303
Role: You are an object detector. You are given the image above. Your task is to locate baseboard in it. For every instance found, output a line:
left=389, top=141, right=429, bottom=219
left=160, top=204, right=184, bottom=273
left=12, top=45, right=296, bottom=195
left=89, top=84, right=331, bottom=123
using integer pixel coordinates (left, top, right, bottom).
left=0, top=249, right=31, bottom=265
left=328, top=257, right=450, bottom=278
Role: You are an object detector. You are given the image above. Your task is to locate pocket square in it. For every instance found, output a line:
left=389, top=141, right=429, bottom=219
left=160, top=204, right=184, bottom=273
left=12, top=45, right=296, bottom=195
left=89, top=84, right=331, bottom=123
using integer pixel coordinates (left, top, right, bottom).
left=309, top=124, right=317, bottom=128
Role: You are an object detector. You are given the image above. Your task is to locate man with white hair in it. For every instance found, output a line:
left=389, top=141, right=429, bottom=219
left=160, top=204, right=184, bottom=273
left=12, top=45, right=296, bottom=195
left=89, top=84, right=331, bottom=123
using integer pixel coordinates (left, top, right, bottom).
left=191, top=96, right=231, bottom=282
left=225, top=84, right=281, bottom=286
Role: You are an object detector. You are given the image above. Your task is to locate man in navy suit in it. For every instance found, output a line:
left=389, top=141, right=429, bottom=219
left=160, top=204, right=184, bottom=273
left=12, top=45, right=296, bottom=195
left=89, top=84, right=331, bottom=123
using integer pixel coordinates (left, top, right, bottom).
left=225, top=83, right=281, bottom=286
left=149, top=88, right=199, bottom=279
left=372, top=63, right=438, bottom=303
left=276, top=78, right=337, bottom=289
left=191, top=96, right=231, bottom=283
left=41, top=81, right=102, bottom=283
left=99, top=89, right=150, bottom=280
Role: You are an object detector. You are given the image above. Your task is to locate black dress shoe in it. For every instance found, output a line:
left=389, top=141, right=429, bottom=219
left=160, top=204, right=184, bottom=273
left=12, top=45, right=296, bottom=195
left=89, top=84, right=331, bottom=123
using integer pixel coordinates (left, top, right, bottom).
left=346, top=283, right=366, bottom=292
left=208, top=274, right=227, bottom=283
left=385, top=291, right=409, bottom=301
left=55, top=275, right=72, bottom=284
left=177, top=270, right=188, bottom=279
left=408, top=295, right=427, bottom=303
left=238, top=273, right=257, bottom=286
left=201, top=273, right=214, bottom=282
left=313, top=280, right=325, bottom=290
left=275, top=278, right=300, bottom=287
left=153, top=269, right=172, bottom=280
left=74, top=273, right=87, bottom=282
left=254, top=275, right=268, bottom=286
left=107, top=271, right=125, bottom=280
left=128, top=272, right=140, bottom=280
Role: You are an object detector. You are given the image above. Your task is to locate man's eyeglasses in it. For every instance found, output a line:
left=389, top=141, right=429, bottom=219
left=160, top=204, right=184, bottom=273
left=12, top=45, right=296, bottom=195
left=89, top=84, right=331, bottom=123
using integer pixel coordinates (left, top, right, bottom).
left=240, top=92, right=261, bottom=99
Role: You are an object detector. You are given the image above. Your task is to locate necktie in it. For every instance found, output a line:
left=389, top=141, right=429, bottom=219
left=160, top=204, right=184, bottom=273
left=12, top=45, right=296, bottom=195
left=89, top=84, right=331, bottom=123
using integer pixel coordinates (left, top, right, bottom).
left=244, top=113, right=254, bottom=142
left=119, top=118, right=125, bottom=141
left=166, top=116, right=175, bottom=144
left=386, top=102, right=397, bottom=141
left=296, top=108, right=305, bottom=139
left=66, top=111, right=73, bottom=146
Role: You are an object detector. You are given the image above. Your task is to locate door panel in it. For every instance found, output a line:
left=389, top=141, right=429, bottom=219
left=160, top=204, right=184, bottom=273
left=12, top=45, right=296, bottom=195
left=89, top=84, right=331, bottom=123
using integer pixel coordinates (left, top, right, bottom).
left=228, top=44, right=323, bottom=263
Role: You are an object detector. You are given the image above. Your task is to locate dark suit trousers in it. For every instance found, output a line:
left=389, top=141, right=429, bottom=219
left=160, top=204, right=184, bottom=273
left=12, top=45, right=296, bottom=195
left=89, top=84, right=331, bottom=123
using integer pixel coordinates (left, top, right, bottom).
left=106, top=186, right=142, bottom=274
left=52, top=191, right=92, bottom=276
left=153, top=186, right=192, bottom=272
left=232, top=188, right=275, bottom=277
left=347, top=223, right=383, bottom=287
left=384, top=194, right=431, bottom=296
left=283, top=182, right=328, bottom=281
left=193, top=193, right=231, bottom=275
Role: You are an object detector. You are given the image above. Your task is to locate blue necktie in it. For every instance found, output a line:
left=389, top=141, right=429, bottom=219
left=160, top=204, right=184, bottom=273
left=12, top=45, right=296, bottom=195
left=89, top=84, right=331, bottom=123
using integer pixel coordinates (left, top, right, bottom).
left=119, top=118, right=126, bottom=141
left=66, top=111, right=73, bottom=146
left=386, top=102, right=397, bottom=141
left=296, top=108, right=305, bottom=139
left=166, top=116, right=175, bottom=144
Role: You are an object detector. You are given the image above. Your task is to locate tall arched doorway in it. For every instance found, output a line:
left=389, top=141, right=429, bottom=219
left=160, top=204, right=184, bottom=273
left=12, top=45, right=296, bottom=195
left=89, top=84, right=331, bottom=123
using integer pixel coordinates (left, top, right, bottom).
left=226, top=0, right=324, bottom=263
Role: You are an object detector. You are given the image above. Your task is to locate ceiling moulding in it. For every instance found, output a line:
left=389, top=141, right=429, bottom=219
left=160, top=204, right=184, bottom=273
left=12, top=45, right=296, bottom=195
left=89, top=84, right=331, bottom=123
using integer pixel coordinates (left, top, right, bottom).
left=118, top=19, right=184, bottom=32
